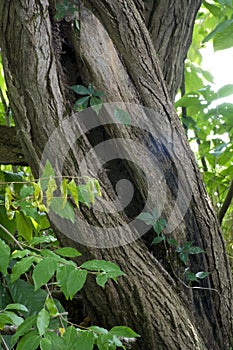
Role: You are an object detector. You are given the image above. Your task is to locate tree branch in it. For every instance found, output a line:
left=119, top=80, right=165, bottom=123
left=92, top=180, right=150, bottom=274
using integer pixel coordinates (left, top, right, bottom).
left=218, top=179, right=233, bottom=225
left=0, top=126, right=27, bottom=165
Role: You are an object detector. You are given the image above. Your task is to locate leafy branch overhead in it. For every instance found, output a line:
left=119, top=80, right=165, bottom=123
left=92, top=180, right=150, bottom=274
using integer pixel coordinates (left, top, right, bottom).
left=1, top=160, right=101, bottom=240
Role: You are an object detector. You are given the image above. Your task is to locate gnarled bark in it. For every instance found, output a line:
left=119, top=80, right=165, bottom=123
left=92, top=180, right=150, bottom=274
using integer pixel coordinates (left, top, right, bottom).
left=0, top=1, right=232, bottom=349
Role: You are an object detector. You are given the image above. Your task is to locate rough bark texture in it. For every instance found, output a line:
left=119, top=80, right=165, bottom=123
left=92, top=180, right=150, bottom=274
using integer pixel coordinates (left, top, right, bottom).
left=0, top=1, right=232, bottom=349
left=0, top=126, right=26, bottom=165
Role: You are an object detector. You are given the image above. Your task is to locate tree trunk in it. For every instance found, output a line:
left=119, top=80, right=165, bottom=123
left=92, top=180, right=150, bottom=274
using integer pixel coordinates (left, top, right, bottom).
left=0, top=1, right=232, bottom=349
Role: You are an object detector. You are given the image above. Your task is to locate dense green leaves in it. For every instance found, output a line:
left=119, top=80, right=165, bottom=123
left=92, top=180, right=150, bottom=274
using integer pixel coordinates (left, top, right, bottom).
left=0, top=238, right=11, bottom=275
left=32, top=258, right=57, bottom=290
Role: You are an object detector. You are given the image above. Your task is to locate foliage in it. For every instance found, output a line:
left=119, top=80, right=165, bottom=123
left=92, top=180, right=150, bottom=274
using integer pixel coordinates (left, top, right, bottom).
left=175, top=1, right=233, bottom=255
left=54, top=0, right=78, bottom=21
left=137, top=208, right=210, bottom=283
left=70, top=84, right=104, bottom=114
left=0, top=163, right=139, bottom=349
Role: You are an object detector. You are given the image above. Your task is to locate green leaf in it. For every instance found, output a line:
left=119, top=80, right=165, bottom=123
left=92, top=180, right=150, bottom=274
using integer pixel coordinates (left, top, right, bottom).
left=93, top=90, right=105, bottom=97
left=189, top=246, right=205, bottom=254
left=217, top=84, right=233, bottom=98
left=0, top=238, right=10, bottom=275
left=40, top=160, right=55, bottom=191
left=43, top=332, right=64, bottom=349
left=15, top=211, right=34, bottom=241
left=16, top=329, right=40, bottom=350
left=114, top=108, right=131, bottom=125
left=214, top=22, right=233, bottom=51
left=202, top=0, right=221, bottom=16
left=76, top=330, right=95, bottom=350
left=57, top=265, right=87, bottom=300
left=109, top=326, right=140, bottom=338
left=40, top=337, right=52, bottom=350
left=54, top=247, right=82, bottom=258
left=88, top=84, right=95, bottom=94
left=178, top=252, right=189, bottom=265
left=60, top=178, right=68, bottom=208
left=96, top=273, right=108, bottom=288
left=151, top=236, right=165, bottom=245
left=63, top=326, right=79, bottom=348
left=5, top=303, right=28, bottom=313
left=74, top=96, right=90, bottom=111
left=37, top=308, right=50, bottom=336
left=70, top=85, right=90, bottom=95
left=80, top=260, right=124, bottom=275
left=203, top=20, right=233, bottom=43
left=4, top=310, right=24, bottom=326
left=136, top=212, right=155, bottom=225
left=90, top=97, right=103, bottom=114
left=185, top=272, right=198, bottom=282
left=195, top=271, right=210, bottom=279
left=0, top=314, right=13, bottom=329
left=32, top=257, right=57, bottom=290
left=11, top=315, right=37, bottom=346
left=50, top=197, right=75, bottom=223
left=28, top=235, right=57, bottom=246
left=67, top=179, right=79, bottom=208
left=11, top=256, right=35, bottom=282
left=166, top=238, right=178, bottom=247
left=45, top=297, right=58, bottom=317
left=89, top=326, right=108, bottom=335
left=46, top=177, right=57, bottom=207
left=153, top=218, right=167, bottom=234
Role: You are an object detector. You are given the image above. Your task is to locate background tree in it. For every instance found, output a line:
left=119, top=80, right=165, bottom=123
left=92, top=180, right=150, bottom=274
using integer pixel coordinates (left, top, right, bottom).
left=0, top=1, right=232, bottom=350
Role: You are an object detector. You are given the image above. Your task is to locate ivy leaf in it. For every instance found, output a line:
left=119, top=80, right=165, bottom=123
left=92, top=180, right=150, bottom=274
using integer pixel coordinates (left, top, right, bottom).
left=37, top=308, right=50, bottom=336
left=70, top=85, right=90, bottom=95
left=0, top=238, right=11, bottom=275
left=74, top=96, right=90, bottom=111
left=32, top=257, right=57, bottom=290
left=195, top=271, right=210, bottom=279
left=151, top=236, right=165, bottom=245
left=114, top=108, right=131, bottom=125
left=185, top=272, right=198, bottom=282
left=178, top=252, right=189, bottom=265
left=189, top=246, right=205, bottom=254
left=153, top=218, right=167, bottom=234
left=90, top=96, right=103, bottom=114
left=136, top=212, right=155, bottom=225
left=167, top=238, right=178, bottom=247
left=93, top=90, right=105, bottom=97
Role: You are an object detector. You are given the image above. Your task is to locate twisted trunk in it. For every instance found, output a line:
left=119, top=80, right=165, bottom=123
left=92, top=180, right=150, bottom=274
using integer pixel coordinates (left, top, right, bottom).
left=0, top=1, right=232, bottom=349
